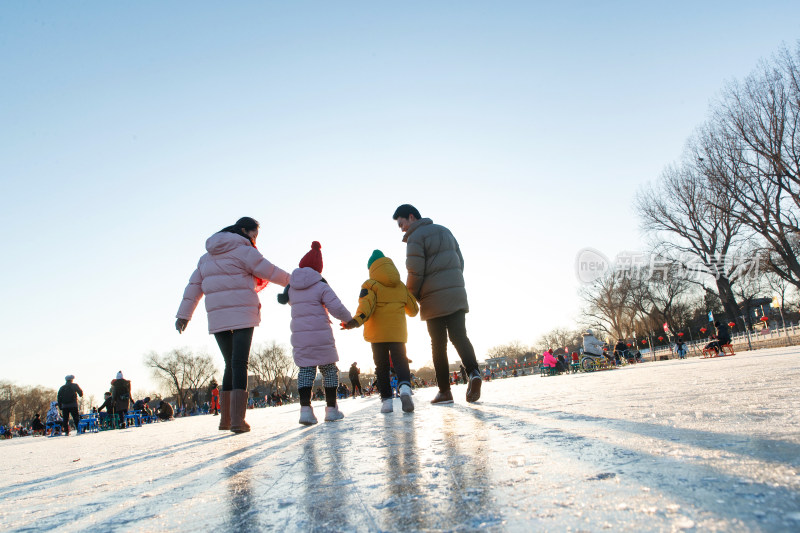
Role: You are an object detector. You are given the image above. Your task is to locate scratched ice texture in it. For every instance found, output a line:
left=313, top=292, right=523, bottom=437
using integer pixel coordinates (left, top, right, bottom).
left=1, top=347, right=799, bottom=532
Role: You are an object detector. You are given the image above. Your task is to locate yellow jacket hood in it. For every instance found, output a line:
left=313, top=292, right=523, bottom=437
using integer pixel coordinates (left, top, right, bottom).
left=368, top=257, right=401, bottom=287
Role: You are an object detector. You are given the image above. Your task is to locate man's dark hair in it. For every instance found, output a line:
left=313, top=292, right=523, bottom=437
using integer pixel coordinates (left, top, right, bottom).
left=393, top=204, right=421, bottom=220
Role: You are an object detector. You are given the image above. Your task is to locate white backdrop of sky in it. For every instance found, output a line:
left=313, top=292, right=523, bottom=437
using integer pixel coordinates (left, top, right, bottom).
left=2, top=1, right=798, bottom=400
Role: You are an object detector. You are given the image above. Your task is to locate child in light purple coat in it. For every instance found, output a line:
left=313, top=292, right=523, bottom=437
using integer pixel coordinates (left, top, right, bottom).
left=278, top=242, right=353, bottom=425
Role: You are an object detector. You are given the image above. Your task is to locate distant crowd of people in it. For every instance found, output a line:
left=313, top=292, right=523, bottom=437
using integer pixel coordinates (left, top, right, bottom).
left=1, top=371, right=180, bottom=440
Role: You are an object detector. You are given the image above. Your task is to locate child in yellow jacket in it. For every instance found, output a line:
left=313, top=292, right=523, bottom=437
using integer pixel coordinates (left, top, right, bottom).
left=343, top=250, right=418, bottom=413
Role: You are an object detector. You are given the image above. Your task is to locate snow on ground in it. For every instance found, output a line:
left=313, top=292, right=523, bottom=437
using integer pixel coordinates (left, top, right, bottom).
left=2, top=347, right=800, bottom=532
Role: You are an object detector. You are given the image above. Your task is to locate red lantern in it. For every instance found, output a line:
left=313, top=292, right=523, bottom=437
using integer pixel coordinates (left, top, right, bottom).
left=728, top=321, right=736, bottom=328
left=640, top=339, right=646, bottom=344
left=677, top=332, right=684, bottom=337
left=760, top=316, right=769, bottom=322
left=626, top=343, right=631, bottom=347
left=658, top=336, right=664, bottom=341
left=700, top=327, right=707, bottom=334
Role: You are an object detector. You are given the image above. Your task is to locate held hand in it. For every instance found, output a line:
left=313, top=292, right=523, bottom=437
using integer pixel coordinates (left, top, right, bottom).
left=175, top=318, right=189, bottom=333
left=341, top=319, right=359, bottom=330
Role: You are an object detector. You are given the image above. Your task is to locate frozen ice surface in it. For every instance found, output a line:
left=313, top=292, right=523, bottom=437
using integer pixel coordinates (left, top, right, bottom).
left=2, top=347, right=800, bottom=532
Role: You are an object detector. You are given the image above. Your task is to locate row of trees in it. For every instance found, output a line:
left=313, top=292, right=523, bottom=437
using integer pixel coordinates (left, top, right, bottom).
left=247, top=342, right=298, bottom=396
left=484, top=330, right=585, bottom=364
left=0, top=381, right=89, bottom=427
left=144, top=342, right=301, bottom=406
left=5, top=342, right=316, bottom=426
left=581, top=43, right=800, bottom=342
left=484, top=42, right=800, bottom=355
left=144, top=349, right=217, bottom=409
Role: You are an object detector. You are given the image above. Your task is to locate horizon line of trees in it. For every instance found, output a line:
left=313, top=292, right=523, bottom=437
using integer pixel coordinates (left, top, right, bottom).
left=487, top=41, right=800, bottom=357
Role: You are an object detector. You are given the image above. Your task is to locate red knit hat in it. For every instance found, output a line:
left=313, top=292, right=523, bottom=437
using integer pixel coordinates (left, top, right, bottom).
left=299, top=241, right=323, bottom=273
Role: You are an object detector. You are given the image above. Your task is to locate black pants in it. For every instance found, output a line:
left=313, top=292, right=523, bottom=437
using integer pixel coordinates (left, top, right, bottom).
left=350, top=378, right=362, bottom=396
left=214, top=327, right=254, bottom=391
left=61, top=406, right=80, bottom=434
left=705, top=340, right=727, bottom=352
left=372, top=342, right=411, bottom=400
left=298, top=387, right=337, bottom=407
left=426, top=310, right=479, bottom=392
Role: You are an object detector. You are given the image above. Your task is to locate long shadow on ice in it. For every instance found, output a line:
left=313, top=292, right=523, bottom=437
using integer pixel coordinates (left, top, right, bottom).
left=455, top=403, right=799, bottom=530
left=14, top=426, right=315, bottom=532
left=489, top=402, right=800, bottom=468
left=0, top=433, right=231, bottom=499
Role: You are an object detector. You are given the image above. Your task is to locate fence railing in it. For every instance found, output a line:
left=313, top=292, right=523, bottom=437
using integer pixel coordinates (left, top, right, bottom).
left=647, top=321, right=800, bottom=360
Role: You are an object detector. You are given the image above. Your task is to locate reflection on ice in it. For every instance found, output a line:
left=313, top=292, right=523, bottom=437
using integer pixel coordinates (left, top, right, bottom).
left=1, top=347, right=800, bottom=531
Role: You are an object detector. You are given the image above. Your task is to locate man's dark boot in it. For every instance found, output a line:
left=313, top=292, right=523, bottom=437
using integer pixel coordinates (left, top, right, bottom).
left=466, top=370, right=482, bottom=403
left=430, top=389, right=454, bottom=405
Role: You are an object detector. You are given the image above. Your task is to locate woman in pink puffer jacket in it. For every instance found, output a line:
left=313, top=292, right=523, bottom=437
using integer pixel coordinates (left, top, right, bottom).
left=176, top=217, right=290, bottom=433
left=277, top=241, right=353, bottom=425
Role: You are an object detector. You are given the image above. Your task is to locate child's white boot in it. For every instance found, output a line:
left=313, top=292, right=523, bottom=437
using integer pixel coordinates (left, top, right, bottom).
left=299, top=406, right=318, bottom=426
left=324, top=405, right=344, bottom=421
left=399, top=384, right=415, bottom=413
left=381, top=398, right=394, bottom=413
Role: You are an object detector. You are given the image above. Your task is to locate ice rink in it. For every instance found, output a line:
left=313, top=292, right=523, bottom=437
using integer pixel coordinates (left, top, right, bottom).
left=2, top=347, right=799, bottom=532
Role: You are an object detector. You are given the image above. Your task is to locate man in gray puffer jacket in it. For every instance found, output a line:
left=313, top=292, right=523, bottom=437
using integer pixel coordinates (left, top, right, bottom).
left=393, top=204, right=481, bottom=405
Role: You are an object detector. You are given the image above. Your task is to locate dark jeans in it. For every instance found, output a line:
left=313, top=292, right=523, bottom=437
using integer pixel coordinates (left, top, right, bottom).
left=426, top=310, right=479, bottom=392
left=214, top=327, right=254, bottom=391
left=372, top=342, right=411, bottom=400
left=350, top=378, right=362, bottom=396
left=61, top=406, right=80, bottom=434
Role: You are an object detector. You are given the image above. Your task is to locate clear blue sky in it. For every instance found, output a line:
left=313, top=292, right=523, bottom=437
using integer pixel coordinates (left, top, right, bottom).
left=2, top=1, right=798, bottom=400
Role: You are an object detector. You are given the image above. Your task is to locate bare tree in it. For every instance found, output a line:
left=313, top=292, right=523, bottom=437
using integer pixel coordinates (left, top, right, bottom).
left=632, top=263, right=699, bottom=333
left=144, top=349, right=217, bottom=409
left=538, top=328, right=583, bottom=352
left=274, top=348, right=298, bottom=394
left=0, top=381, right=20, bottom=426
left=765, top=269, right=796, bottom=327
left=415, top=367, right=436, bottom=383
left=249, top=341, right=296, bottom=394
left=702, top=42, right=800, bottom=288
left=248, top=341, right=282, bottom=393
left=18, top=386, right=57, bottom=425
left=636, top=159, right=746, bottom=323
left=0, top=382, right=57, bottom=426
left=580, top=273, right=638, bottom=339
left=485, top=341, right=533, bottom=360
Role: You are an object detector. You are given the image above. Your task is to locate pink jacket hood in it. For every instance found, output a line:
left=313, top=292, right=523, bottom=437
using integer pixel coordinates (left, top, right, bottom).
left=289, top=266, right=322, bottom=290
left=177, top=233, right=290, bottom=334
left=206, top=232, right=248, bottom=255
